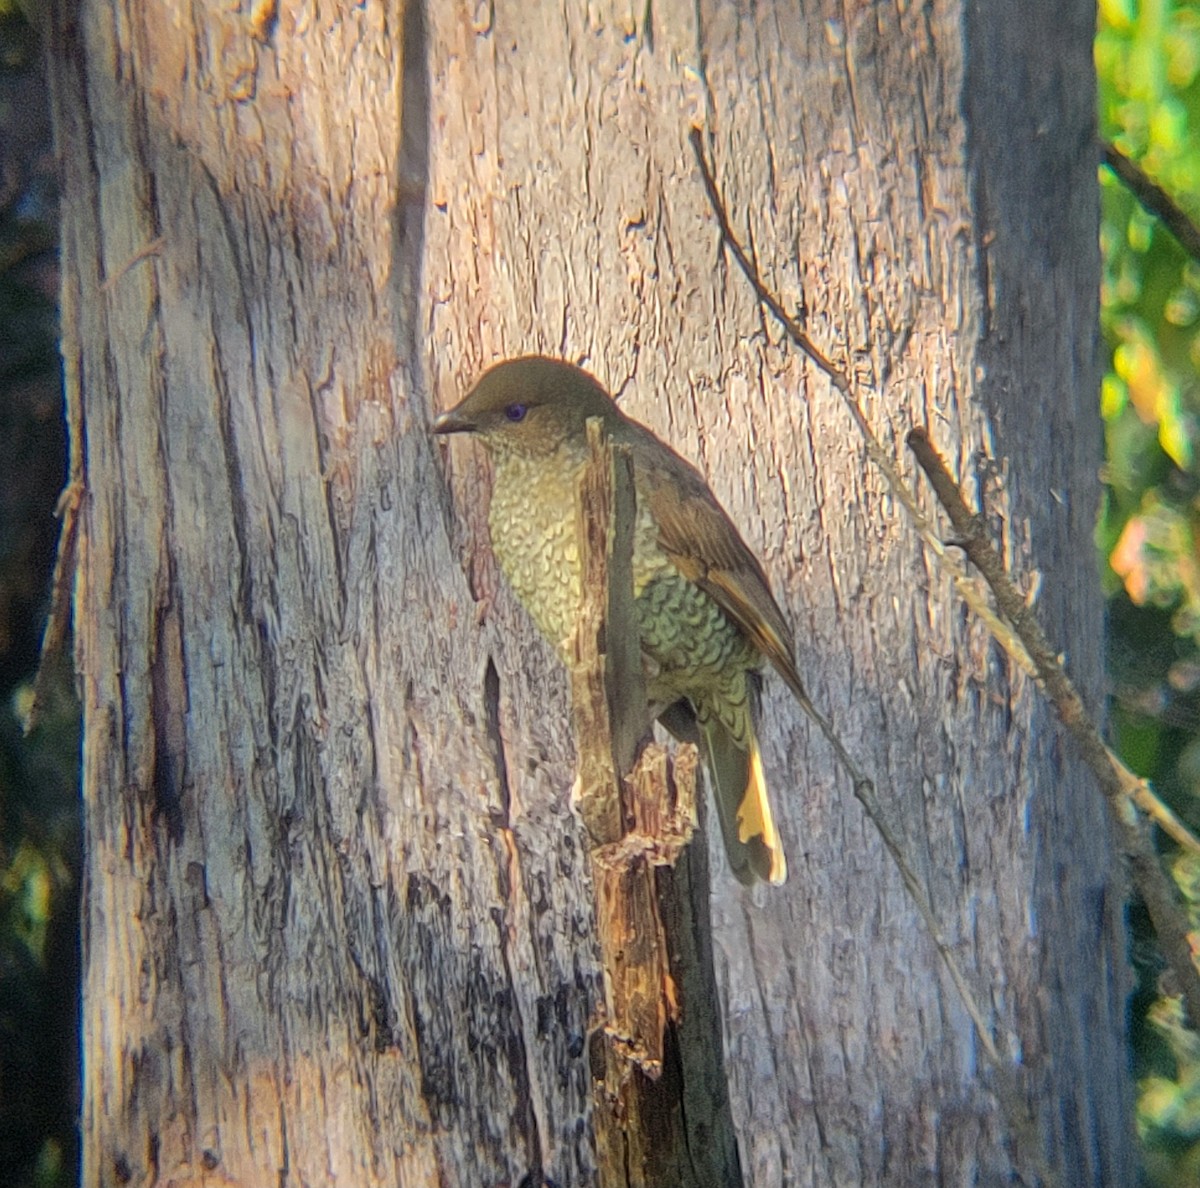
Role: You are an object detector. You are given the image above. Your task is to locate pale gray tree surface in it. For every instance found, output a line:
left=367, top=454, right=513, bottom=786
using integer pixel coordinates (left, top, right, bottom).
left=49, top=0, right=1131, bottom=1183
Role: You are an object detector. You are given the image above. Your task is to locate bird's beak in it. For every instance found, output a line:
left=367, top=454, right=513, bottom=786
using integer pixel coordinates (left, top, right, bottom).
left=432, top=407, right=475, bottom=435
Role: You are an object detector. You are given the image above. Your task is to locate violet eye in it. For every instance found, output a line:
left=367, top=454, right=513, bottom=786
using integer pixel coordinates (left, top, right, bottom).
left=504, top=403, right=528, bottom=422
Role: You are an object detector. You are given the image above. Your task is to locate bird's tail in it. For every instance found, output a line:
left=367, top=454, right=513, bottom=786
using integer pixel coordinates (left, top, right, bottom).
left=701, top=716, right=787, bottom=886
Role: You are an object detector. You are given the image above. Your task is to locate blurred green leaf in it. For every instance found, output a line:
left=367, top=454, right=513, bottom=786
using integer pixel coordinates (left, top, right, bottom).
left=1099, top=2, right=1200, bottom=1183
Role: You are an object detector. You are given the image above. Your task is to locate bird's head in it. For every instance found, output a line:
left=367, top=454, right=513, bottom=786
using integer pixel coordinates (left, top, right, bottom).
left=433, top=356, right=620, bottom=458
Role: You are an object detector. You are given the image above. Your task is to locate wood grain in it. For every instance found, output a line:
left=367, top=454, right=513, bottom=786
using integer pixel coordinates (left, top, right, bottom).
left=48, top=0, right=1132, bottom=1183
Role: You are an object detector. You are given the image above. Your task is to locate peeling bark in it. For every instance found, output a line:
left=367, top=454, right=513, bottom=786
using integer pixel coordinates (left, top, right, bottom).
left=49, top=0, right=1133, bottom=1184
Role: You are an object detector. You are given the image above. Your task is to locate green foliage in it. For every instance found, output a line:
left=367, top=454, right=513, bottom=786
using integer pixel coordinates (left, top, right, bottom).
left=1099, top=1, right=1200, bottom=1182
left=0, top=10, right=76, bottom=1187
left=0, top=664, right=79, bottom=1188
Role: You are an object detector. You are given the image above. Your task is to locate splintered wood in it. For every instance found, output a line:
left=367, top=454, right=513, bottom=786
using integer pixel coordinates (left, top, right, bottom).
left=569, top=418, right=741, bottom=1188
left=569, top=418, right=695, bottom=1075
left=587, top=746, right=697, bottom=1072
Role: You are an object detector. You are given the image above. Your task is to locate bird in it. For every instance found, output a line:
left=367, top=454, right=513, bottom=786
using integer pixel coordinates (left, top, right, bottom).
left=433, top=356, right=809, bottom=885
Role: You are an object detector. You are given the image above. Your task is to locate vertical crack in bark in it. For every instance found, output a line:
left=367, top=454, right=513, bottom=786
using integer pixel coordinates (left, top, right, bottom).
left=207, top=324, right=257, bottom=634
left=150, top=574, right=188, bottom=843
left=482, top=656, right=546, bottom=1179
left=484, top=656, right=513, bottom=820
left=393, top=0, right=431, bottom=395
left=277, top=1098, right=290, bottom=1188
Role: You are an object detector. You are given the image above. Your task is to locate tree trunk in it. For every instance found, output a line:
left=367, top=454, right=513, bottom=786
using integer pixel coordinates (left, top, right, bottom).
left=48, top=0, right=1133, bottom=1184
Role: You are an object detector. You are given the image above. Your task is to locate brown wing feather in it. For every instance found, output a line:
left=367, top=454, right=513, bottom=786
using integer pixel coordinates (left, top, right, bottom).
left=628, top=430, right=809, bottom=704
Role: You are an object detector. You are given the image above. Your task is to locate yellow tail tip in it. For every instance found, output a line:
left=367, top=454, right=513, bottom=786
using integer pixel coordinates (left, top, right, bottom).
left=737, top=740, right=787, bottom=885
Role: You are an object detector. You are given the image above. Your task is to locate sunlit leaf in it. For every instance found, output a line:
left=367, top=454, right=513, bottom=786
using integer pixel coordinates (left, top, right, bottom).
left=1165, top=285, right=1200, bottom=326
left=1152, top=98, right=1190, bottom=153
left=1103, top=372, right=1130, bottom=419
left=1112, top=513, right=1152, bottom=601
left=1141, top=1076, right=1186, bottom=1130
left=1101, top=0, right=1137, bottom=33
left=1166, top=27, right=1200, bottom=86
left=1, top=841, right=53, bottom=961
left=1115, top=334, right=1170, bottom=422
left=1130, top=202, right=1159, bottom=251
left=1159, top=390, right=1193, bottom=467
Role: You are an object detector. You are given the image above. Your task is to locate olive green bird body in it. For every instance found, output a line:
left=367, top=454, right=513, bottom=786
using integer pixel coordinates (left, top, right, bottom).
left=482, top=423, right=759, bottom=729
left=435, top=357, right=799, bottom=885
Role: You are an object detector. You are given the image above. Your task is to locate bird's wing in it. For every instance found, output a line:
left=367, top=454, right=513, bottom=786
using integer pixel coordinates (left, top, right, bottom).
left=631, top=435, right=808, bottom=705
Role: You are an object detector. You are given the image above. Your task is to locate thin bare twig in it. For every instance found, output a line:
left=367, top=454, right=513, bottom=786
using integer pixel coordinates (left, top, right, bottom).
left=688, top=125, right=1006, bottom=1060
left=688, top=129, right=1037, bottom=681
left=795, top=691, right=1002, bottom=1061
left=689, top=126, right=1200, bottom=933
left=1102, top=140, right=1200, bottom=265
left=688, top=125, right=1200, bottom=1179
left=907, top=428, right=1199, bottom=861
left=23, top=480, right=83, bottom=734
left=907, top=428, right=1200, bottom=1015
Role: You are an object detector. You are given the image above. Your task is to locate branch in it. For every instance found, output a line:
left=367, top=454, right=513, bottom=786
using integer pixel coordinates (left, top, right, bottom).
left=688, top=128, right=1037, bottom=681
left=23, top=479, right=83, bottom=734
left=907, top=428, right=1196, bottom=856
left=688, top=131, right=1200, bottom=1009
left=688, top=125, right=1200, bottom=1176
left=1102, top=139, right=1200, bottom=266
left=907, top=428, right=1200, bottom=1016
left=688, top=125, right=1038, bottom=1080
left=687, top=129, right=1030, bottom=1062
left=570, top=418, right=744, bottom=1186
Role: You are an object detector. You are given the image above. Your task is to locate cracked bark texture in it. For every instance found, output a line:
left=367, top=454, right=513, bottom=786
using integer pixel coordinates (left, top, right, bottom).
left=49, top=0, right=1133, bottom=1184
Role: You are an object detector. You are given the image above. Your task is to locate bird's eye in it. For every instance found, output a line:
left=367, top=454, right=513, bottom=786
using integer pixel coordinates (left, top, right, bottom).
left=504, top=403, right=528, bottom=422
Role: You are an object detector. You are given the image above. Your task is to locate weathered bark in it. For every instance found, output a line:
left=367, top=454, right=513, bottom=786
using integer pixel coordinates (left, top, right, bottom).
left=48, top=0, right=1132, bottom=1185
left=569, top=422, right=738, bottom=1186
